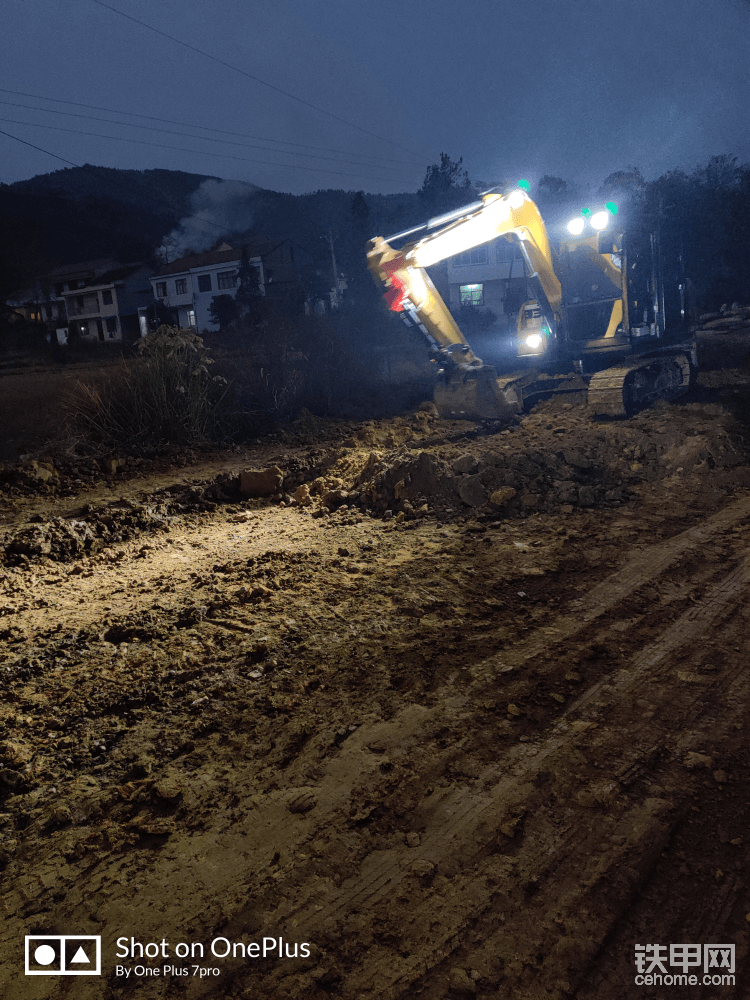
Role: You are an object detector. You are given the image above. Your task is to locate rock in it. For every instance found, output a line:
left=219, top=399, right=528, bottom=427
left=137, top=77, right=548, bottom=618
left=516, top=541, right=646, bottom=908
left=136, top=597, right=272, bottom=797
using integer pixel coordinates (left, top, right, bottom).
left=449, top=967, right=477, bottom=995
left=322, top=488, right=348, bottom=510
left=239, top=466, right=283, bottom=497
left=153, top=777, right=182, bottom=802
left=490, top=487, right=516, bottom=506
left=0, top=768, right=23, bottom=788
left=411, top=859, right=435, bottom=876
left=713, top=770, right=728, bottom=784
left=684, top=751, right=713, bottom=769
left=406, top=831, right=421, bottom=847
left=293, top=484, right=312, bottom=506
left=452, top=454, right=478, bottom=475
left=27, top=461, right=59, bottom=483
left=458, top=475, right=486, bottom=507
left=104, top=458, right=124, bottom=476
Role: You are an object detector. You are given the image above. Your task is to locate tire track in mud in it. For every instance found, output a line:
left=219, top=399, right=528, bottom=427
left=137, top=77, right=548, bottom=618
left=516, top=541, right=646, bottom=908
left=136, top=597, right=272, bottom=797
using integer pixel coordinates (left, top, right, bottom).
left=3, top=497, right=750, bottom=999
left=246, top=498, right=750, bottom=997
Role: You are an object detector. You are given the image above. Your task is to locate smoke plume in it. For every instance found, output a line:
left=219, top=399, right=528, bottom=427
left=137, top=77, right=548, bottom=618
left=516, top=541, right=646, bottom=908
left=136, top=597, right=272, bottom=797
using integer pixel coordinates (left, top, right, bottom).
left=161, top=179, right=257, bottom=260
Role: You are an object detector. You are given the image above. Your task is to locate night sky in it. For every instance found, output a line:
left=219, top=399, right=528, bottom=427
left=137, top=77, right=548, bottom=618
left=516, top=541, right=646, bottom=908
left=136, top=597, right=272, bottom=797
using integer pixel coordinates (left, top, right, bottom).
left=2, top=0, right=748, bottom=196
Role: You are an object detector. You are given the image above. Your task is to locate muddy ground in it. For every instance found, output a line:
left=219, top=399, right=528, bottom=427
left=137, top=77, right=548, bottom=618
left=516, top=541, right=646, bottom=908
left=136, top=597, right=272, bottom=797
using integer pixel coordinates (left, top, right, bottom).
left=2, top=327, right=750, bottom=999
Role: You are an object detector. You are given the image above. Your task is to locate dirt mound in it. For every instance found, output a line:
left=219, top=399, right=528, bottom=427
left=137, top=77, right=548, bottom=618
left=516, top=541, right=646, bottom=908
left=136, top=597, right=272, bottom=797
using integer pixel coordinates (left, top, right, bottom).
left=291, top=399, right=749, bottom=521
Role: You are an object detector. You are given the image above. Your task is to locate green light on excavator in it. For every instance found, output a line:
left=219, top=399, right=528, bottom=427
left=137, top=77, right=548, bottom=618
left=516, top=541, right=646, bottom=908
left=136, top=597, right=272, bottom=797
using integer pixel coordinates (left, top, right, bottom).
left=517, top=179, right=531, bottom=191
left=581, top=207, right=592, bottom=217
left=605, top=201, right=619, bottom=215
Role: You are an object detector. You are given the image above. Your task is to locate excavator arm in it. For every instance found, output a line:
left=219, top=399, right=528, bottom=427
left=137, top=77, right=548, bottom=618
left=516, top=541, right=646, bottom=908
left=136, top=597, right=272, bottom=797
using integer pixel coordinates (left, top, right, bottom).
left=367, top=190, right=564, bottom=419
left=367, top=190, right=562, bottom=366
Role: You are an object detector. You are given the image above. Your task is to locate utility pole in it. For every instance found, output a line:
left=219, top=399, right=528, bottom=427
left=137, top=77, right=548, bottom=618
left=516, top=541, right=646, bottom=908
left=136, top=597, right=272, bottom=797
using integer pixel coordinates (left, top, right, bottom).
left=323, top=231, right=342, bottom=308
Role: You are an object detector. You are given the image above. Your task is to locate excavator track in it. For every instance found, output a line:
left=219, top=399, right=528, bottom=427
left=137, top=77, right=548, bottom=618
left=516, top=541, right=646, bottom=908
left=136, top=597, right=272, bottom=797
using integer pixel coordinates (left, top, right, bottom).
left=587, top=352, right=693, bottom=417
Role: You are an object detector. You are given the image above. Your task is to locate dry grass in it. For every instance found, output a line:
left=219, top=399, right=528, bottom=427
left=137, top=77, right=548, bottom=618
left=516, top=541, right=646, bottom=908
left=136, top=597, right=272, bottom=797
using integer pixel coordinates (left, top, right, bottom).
left=66, top=327, right=229, bottom=449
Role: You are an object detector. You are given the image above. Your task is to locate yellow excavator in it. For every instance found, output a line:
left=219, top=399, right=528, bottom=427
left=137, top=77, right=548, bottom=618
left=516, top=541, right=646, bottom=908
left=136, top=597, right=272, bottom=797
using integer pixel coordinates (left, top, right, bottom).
left=367, top=188, right=697, bottom=419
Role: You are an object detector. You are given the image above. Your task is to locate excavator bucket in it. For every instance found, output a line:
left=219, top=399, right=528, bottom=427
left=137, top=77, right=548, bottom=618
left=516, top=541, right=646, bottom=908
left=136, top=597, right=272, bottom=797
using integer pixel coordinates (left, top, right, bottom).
left=432, top=370, right=520, bottom=421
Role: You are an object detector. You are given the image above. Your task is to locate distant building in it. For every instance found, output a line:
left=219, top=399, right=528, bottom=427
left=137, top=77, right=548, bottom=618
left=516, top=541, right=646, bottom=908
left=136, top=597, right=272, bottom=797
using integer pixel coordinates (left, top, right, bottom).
left=447, top=238, right=530, bottom=323
left=8, top=258, right=153, bottom=345
left=59, top=263, right=154, bottom=345
left=147, top=238, right=308, bottom=332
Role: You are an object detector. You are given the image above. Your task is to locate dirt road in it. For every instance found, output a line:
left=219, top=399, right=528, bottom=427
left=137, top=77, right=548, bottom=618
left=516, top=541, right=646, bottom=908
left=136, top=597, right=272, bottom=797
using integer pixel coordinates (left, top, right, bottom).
left=1, top=333, right=750, bottom=998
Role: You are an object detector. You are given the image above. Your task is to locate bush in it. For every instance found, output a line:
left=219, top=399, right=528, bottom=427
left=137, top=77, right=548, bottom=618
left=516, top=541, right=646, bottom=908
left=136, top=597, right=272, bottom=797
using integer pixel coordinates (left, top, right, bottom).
left=67, top=325, right=229, bottom=447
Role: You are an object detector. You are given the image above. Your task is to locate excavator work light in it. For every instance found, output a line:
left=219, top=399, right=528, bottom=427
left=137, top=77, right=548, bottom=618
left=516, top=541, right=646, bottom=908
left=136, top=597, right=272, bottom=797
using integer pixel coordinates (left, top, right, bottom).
left=508, top=190, right=525, bottom=209
left=590, top=211, right=610, bottom=230
left=567, top=217, right=585, bottom=235
left=525, top=333, right=543, bottom=349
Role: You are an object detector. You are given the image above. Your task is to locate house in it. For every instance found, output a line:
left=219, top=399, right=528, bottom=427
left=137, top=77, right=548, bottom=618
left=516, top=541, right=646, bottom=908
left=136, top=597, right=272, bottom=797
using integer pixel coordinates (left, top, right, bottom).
left=8, top=258, right=121, bottom=339
left=148, top=238, right=308, bottom=332
left=59, top=263, right=154, bottom=345
left=447, top=237, right=530, bottom=326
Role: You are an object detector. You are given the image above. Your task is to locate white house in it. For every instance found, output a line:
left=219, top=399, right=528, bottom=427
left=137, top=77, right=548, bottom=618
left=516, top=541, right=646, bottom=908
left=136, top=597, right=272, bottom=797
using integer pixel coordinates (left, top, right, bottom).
left=447, top=237, right=530, bottom=323
left=148, top=244, right=263, bottom=332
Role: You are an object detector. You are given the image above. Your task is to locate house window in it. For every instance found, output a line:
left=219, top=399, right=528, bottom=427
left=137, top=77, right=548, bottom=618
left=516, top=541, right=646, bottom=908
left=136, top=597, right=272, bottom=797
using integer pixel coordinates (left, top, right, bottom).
left=156, top=282, right=167, bottom=298
left=105, top=316, right=118, bottom=335
left=197, top=274, right=212, bottom=293
left=187, top=309, right=196, bottom=327
left=460, top=283, right=484, bottom=306
left=76, top=296, right=85, bottom=309
left=454, top=247, right=489, bottom=266
left=101, top=289, right=113, bottom=305
left=217, top=270, right=237, bottom=290
left=175, top=278, right=187, bottom=295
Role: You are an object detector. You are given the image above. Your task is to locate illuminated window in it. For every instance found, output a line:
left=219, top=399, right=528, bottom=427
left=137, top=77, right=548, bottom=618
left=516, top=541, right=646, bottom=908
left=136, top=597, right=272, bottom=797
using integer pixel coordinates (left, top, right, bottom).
left=187, top=309, right=196, bottom=327
left=460, top=283, right=484, bottom=306
left=155, top=282, right=167, bottom=298
left=197, top=274, right=212, bottom=293
left=217, top=271, right=237, bottom=290
left=454, top=247, right=489, bottom=266
left=175, top=278, right=187, bottom=295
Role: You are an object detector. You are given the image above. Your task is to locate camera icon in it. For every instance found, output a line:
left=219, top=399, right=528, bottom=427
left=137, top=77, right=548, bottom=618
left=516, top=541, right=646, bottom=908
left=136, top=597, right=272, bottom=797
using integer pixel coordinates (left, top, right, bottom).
left=25, top=935, right=101, bottom=976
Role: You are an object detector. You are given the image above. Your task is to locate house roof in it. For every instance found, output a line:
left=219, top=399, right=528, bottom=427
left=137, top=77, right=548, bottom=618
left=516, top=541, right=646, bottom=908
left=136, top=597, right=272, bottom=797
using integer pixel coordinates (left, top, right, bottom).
left=91, top=263, right=151, bottom=285
left=57, top=263, right=151, bottom=294
left=48, top=258, right=122, bottom=279
left=154, top=238, right=286, bottom=277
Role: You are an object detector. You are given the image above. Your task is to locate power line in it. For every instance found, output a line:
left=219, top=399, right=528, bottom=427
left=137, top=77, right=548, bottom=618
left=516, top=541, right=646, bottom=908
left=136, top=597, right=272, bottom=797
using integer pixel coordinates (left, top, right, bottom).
left=0, top=87, right=428, bottom=168
left=90, top=0, right=435, bottom=162
left=0, top=127, right=79, bottom=169
left=0, top=99, right=422, bottom=175
left=0, top=117, right=407, bottom=181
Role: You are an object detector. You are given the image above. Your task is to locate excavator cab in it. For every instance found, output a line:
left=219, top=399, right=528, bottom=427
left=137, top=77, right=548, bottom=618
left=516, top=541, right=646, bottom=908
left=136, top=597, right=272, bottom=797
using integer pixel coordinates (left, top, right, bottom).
left=516, top=300, right=553, bottom=358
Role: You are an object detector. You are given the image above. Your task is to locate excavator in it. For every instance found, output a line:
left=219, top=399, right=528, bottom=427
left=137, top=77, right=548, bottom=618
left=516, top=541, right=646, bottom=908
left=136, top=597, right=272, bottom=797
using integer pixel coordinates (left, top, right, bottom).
left=367, top=188, right=697, bottom=419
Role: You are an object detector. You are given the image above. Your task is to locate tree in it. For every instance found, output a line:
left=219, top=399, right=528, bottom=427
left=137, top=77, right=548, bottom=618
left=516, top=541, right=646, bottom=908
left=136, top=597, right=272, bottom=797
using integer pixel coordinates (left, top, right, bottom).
left=209, top=294, right=238, bottom=331
left=419, top=153, right=473, bottom=216
left=234, top=244, right=263, bottom=321
left=538, top=175, right=568, bottom=198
